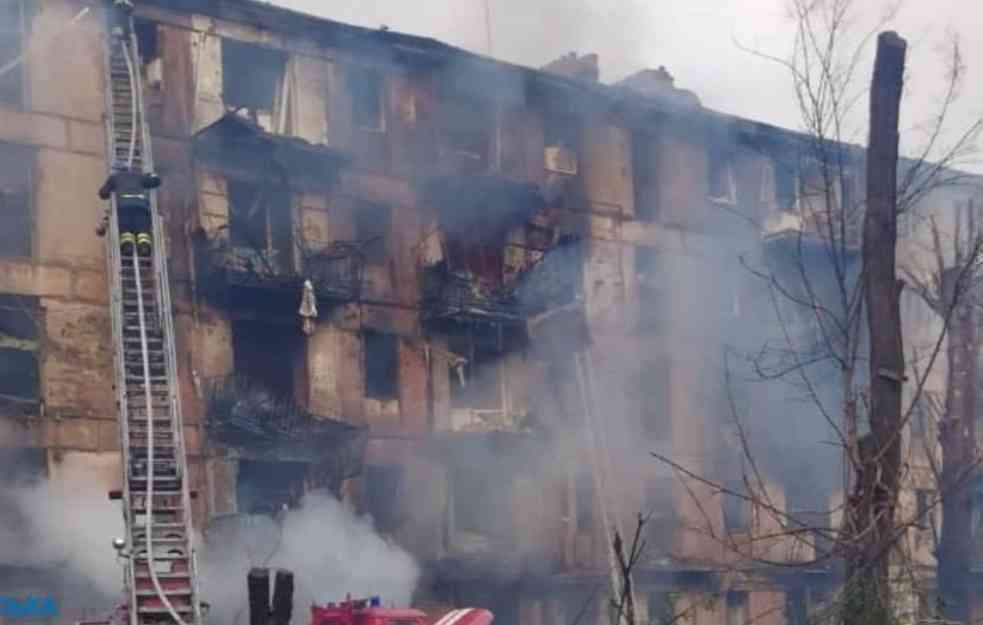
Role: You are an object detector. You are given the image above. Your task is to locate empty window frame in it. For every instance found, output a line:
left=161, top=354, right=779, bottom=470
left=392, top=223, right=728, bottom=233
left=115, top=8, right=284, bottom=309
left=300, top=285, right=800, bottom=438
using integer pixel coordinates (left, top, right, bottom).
left=348, top=65, right=385, bottom=132
left=441, top=96, right=495, bottom=170
left=0, top=0, right=26, bottom=108
left=236, top=459, right=307, bottom=515
left=708, top=151, right=737, bottom=204
left=0, top=141, right=33, bottom=258
left=447, top=328, right=503, bottom=412
left=354, top=201, right=390, bottom=265
left=227, top=179, right=293, bottom=273
left=0, top=294, right=40, bottom=416
left=221, top=38, right=287, bottom=128
left=133, top=19, right=162, bottom=88
left=363, top=330, right=399, bottom=400
left=231, top=319, right=304, bottom=400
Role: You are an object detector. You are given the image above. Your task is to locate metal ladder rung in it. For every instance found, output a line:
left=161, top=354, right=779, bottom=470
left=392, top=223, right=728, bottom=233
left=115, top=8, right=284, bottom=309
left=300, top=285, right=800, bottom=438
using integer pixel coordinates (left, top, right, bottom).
left=135, top=589, right=193, bottom=598
left=133, top=570, right=191, bottom=580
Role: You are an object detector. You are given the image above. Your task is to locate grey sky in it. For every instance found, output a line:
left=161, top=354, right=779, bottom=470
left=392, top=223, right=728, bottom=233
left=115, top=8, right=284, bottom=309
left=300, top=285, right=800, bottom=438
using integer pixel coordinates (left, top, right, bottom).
left=269, top=0, right=983, bottom=171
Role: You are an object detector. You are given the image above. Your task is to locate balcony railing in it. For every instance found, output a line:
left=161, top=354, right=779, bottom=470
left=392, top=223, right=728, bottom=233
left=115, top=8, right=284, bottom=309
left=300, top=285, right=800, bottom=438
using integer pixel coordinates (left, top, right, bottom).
left=203, top=375, right=366, bottom=465
left=422, top=267, right=522, bottom=324
left=197, top=235, right=365, bottom=308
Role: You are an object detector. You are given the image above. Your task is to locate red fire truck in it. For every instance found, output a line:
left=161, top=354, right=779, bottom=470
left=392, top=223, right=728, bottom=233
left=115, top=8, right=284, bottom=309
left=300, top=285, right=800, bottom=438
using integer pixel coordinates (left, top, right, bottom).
left=310, top=597, right=493, bottom=625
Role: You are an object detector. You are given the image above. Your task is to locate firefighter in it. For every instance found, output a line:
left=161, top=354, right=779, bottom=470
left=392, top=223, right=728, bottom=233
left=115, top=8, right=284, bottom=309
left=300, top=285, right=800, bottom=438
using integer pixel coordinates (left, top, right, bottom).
left=96, top=166, right=161, bottom=257
left=108, top=0, right=135, bottom=39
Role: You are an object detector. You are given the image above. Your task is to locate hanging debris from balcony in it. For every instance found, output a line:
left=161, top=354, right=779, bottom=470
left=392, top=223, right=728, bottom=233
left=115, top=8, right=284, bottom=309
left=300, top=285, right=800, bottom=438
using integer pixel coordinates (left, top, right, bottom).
left=299, top=279, right=318, bottom=336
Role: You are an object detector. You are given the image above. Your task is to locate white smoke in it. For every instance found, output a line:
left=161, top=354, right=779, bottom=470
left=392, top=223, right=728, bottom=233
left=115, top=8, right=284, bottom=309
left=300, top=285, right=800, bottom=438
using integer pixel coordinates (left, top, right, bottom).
left=200, top=493, right=420, bottom=625
left=0, top=470, right=125, bottom=607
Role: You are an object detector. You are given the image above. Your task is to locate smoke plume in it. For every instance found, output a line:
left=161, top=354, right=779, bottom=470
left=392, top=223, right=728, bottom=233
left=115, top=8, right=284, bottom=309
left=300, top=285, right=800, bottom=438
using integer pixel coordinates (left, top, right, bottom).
left=0, top=466, right=125, bottom=613
left=200, top=493, right=420, bottom=625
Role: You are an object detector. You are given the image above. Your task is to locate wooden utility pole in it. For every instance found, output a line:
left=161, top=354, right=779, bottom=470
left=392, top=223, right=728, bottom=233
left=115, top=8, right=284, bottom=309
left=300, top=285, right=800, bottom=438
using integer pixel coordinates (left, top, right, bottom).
left=846, top=30, right=907, bottom=625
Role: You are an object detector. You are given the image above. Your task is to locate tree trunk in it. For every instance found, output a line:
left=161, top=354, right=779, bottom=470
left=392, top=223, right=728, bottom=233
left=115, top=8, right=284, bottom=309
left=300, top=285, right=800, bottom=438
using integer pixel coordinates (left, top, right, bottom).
left=937, top=288, right=977, bottom=623
left=846, top=30, right=907, bottom=625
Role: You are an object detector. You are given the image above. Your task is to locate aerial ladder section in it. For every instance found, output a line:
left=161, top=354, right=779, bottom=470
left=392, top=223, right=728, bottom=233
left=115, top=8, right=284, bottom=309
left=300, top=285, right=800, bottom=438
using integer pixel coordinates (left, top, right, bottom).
left=99, top=2, right=204, bottom=625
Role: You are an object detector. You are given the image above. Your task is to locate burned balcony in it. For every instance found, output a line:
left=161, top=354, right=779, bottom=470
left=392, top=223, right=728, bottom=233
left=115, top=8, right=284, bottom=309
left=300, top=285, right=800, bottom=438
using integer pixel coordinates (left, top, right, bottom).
left=193, top=113, right=361, bottom=314
left=422, top=266, right=521, bottom=324
left=204, top=375, right=367, bottom=495
left=420, top=175, right=546, bottom=325
left=193, top=113, right=350, bottom=191
left=196, top=233, right=366, bottom=314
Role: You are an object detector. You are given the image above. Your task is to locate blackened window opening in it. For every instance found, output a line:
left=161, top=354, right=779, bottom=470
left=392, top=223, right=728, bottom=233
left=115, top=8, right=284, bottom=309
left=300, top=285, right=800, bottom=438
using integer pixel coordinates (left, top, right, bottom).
left=232, top=320, right=304, bottom=401
left=364, top=331, right=398, bottom=400
left=228, top=179, right=293, bottom=274
left=0, top=0, right=25, bottom=108
left=237, top=459, right=306, bottom=515
left=349, top=66, right=384, bottom=131
left=0, top=141, right=33, bottom=258
left=354, top=201, right=390, bottom=265
left=364, top=465, right=403, bottom=534
left=441, top=96, right=494, bottom=172
left=0, top=293, right=40, bottom=416
left=222, top=39, right=287, bottom=122
left=133, top=19, right=159, bottom=63
left=448, top=328, right=502, bottom=411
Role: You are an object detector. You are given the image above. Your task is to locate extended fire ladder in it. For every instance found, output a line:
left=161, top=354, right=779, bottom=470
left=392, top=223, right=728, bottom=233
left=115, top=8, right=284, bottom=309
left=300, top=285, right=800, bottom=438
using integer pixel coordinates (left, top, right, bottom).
left=100, top=5, right=204, bottom=625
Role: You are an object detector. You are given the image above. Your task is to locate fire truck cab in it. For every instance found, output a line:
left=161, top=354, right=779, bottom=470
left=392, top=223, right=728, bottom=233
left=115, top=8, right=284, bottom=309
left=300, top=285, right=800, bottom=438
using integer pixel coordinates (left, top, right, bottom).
left=311, top=597, right=493, bottom=625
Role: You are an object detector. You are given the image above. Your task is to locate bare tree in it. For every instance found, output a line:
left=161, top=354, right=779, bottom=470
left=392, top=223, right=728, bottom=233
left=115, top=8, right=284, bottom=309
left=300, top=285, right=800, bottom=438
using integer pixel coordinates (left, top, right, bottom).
left=903, top=201, right=983, bottom=623
left=659, top=1, right=983, bottom=624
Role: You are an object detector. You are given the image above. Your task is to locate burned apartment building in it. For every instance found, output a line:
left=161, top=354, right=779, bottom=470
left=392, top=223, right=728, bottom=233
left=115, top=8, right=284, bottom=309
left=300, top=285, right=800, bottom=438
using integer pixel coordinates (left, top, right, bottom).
left=0, top=1, right=977, bottom=625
